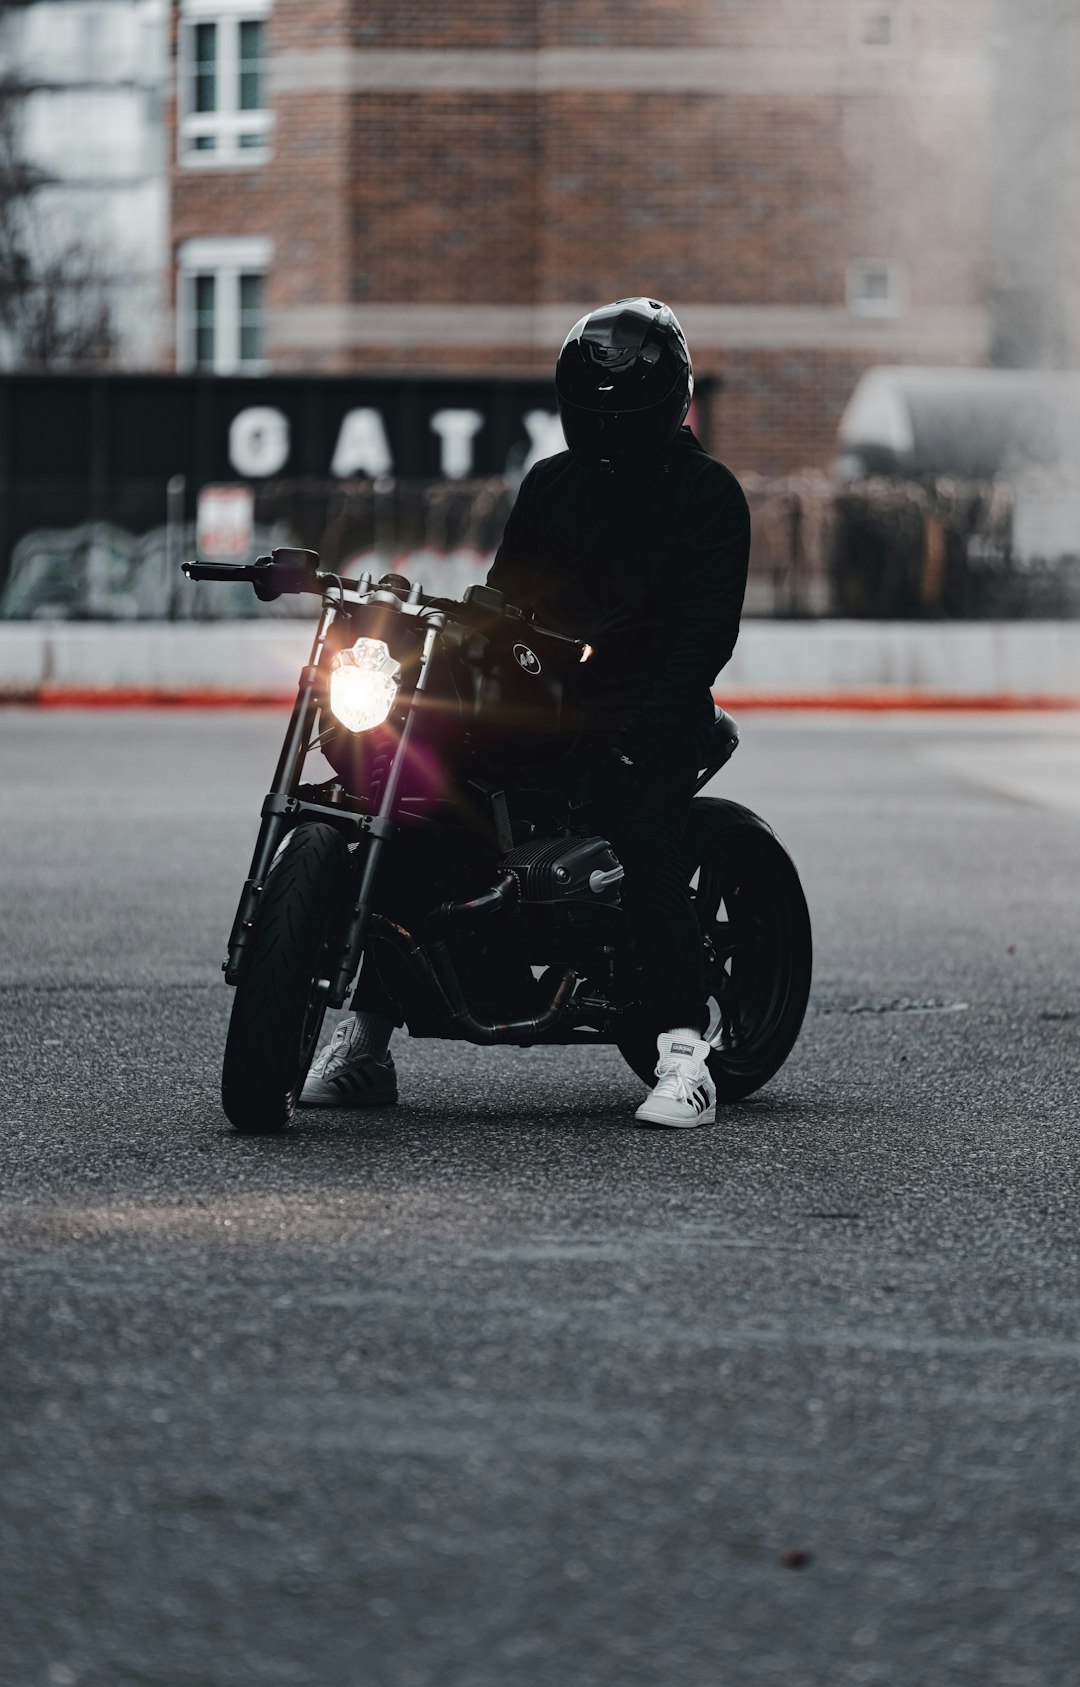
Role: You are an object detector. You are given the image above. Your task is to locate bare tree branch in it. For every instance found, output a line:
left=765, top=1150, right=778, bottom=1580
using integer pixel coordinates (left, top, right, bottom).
left=0, top=72, right=118, bottom=368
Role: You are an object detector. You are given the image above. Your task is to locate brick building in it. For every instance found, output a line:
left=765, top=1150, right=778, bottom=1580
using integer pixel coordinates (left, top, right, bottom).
left=167, top=0, right=1080, bottom=476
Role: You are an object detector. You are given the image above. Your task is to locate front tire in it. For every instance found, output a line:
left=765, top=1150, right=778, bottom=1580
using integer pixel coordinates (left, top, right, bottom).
left=221, top=823, right=350, bottom=1133
left=617, top=798, right=812, bottom=1103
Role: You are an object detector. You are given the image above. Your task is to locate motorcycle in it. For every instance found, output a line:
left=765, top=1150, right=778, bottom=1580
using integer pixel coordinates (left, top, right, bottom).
left=182, top=546, right=812, bottom=1133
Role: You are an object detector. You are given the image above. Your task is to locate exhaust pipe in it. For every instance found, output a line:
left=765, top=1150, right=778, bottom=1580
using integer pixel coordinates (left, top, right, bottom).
left=367, top=870, right=577, bottom=1043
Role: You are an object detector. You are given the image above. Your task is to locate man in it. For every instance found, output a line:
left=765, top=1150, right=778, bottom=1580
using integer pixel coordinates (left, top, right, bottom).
left=303, top=297, right=751, bottom=1127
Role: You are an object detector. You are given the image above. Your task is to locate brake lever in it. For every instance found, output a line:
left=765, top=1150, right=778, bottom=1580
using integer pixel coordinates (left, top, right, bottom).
left=181, top=550, right=323, bottom=600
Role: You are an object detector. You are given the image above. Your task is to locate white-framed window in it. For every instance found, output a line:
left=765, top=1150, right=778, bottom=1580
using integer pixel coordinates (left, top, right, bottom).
left=847, top=258, right=907, bottom=319
left=851, top=2, right=907, bottom=55
left=177, top=236, right=272, bottom=371
left=178, top=0, right=271, bottom=166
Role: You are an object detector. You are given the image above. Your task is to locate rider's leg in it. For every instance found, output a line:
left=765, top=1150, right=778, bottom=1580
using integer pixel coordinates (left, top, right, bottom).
left=300, top=956, right=402, bottom=1108
left=595, top=756, right=716, bottom=1128
left=596, top=755, right=709, bottom=1043
left=350, top=956, right=405, bottom=1050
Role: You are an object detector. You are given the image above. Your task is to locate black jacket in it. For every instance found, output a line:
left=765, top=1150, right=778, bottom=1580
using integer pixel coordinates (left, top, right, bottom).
left=486, top=426, right=750, bottom=768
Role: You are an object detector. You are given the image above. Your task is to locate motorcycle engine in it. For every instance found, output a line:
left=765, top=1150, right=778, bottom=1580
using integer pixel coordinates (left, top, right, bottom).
left=499, top=834, right=623, bottom=923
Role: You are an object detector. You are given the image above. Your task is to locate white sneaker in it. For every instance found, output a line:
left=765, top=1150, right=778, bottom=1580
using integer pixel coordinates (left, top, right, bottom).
left=634, top=1031, right=716, bottom=1128
left=300, top=1018, right=398, bottom=1108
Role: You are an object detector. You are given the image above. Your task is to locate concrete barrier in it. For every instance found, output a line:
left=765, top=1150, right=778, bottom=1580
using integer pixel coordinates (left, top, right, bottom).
left=2, top=620, right=1080, bottom=705
left=0, top=622, right=311, bottom=702
left=721, top=621, right=1080, bottom=704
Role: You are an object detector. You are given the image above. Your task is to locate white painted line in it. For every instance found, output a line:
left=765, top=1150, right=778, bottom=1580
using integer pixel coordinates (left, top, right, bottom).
left=918, top=738, right=1080, bottom=819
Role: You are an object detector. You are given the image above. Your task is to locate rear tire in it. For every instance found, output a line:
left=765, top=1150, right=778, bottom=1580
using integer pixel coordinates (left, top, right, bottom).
left=221, top=823, right=350, bottom=1133
left=616, top=798, right=811, bottom=1103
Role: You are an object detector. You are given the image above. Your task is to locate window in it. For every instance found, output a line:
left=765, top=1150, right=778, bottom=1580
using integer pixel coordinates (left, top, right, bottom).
left=194, top=274, right=216, bottom=366
left=852, top=2, right=907, bottom=54
left=847, top=259, right=907, bottom=320
left=238, top=273, right=264, bottom=362
left=179, top=0, right=271, bottom=165
left=238, top=20, right=263, bottom=115
left=178, top=238, right=271, bottom=372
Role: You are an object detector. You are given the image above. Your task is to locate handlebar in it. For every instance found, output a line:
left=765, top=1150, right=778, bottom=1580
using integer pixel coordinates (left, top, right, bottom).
left=182, top=561, right=260, bottom=583
left=183, top=549, right=321, bottom=601
left=181, top=553, right=582, bottom=650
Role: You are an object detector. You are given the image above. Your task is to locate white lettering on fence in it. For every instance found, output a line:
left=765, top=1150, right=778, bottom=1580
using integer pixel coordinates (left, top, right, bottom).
left=225, top=403, right=565, bottom=481
left=228, top=407, right=291, bottom=477
left=429, top=409, right=484, bottom=478
left=331, top=409, right=394, bottom=478
left=521, top=410, right=566, bottom=472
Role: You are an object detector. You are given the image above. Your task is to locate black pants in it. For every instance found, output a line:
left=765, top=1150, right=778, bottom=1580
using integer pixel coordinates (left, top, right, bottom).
left=353, top=752, right=709, bottom=1044
left=582, top=753, right=708, bottom=1040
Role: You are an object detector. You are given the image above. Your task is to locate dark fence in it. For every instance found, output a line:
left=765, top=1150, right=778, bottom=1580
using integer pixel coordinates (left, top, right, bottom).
left=0, top=476, right=520, bottom=621
left=742, top=473, right=1080, bottom=620
left=830, top=477, right=1080, bottom=619
left=0, top=370, right=562, bottom=600
left=3, top=375, right=1080, bottom=619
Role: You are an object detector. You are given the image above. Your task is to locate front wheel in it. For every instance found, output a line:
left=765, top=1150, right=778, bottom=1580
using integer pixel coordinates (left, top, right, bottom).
left=616, top=798, right=812, bottom=1103
left=221, top=823, right=350, bottom=1133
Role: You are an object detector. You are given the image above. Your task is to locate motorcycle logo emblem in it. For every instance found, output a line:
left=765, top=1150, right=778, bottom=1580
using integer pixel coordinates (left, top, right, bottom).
left=513, top=643, right=542, bottom=675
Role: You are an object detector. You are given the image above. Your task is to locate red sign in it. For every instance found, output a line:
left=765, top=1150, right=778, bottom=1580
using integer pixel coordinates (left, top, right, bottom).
left=197, top=484, right=254, bottom=560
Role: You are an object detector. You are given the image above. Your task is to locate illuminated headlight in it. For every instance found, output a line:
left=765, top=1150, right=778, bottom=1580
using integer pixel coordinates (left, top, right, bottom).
left=329, top=638, right=401, bottom=732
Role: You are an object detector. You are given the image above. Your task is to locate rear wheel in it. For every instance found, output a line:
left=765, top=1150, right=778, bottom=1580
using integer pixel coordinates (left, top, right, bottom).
left=221, top=823, right=350, bottom=1133
left=616, top=798, right=811, bottom=1103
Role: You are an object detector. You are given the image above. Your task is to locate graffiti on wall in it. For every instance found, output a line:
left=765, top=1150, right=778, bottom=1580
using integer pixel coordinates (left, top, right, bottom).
left=0, top=519, right=496, bottom=621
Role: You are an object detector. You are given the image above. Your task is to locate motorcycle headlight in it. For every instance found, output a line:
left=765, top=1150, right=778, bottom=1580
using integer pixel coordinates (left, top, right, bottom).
left=329, top=638, right=401, bottom=733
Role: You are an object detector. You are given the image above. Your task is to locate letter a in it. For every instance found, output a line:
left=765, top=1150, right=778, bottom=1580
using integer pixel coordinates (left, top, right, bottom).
left=332, top=409, right=393, bottom=478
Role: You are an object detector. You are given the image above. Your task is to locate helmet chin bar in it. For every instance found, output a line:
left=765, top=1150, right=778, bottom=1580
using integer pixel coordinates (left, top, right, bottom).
left=562, top=396, right=690, bottom=471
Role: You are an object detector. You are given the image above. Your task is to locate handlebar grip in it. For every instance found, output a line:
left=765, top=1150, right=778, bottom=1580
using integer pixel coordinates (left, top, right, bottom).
left=182, top=560, right=255, bottom=582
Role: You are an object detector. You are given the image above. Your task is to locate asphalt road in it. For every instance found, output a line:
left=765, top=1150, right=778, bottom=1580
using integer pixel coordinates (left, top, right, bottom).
left=3, top=707, right=1080, bottom=1687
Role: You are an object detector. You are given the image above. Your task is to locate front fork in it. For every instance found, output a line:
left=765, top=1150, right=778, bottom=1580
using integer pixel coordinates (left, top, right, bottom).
left=326, top=615, right=444, bottom=1004
left=223, top=608, right=445, bottom=1009
left=222, top=600, right=337, bottom=983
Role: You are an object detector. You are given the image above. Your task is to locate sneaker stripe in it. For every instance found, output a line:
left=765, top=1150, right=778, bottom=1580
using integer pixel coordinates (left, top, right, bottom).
left=330, top=1066, right=378, bottom=1093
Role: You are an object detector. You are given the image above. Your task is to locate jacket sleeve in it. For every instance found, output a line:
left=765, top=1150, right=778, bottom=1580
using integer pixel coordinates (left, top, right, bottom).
left=485, top=467, right=541, bottom=612
left=612, top=467, right=750, bottom=765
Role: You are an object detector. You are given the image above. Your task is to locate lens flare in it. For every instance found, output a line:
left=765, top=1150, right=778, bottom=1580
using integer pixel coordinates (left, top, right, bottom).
left=329, top=638, right=401, bottom=732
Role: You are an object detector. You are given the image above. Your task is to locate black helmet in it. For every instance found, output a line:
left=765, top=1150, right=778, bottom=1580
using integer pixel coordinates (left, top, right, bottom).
left=555, top=297, right=694, bottom=470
